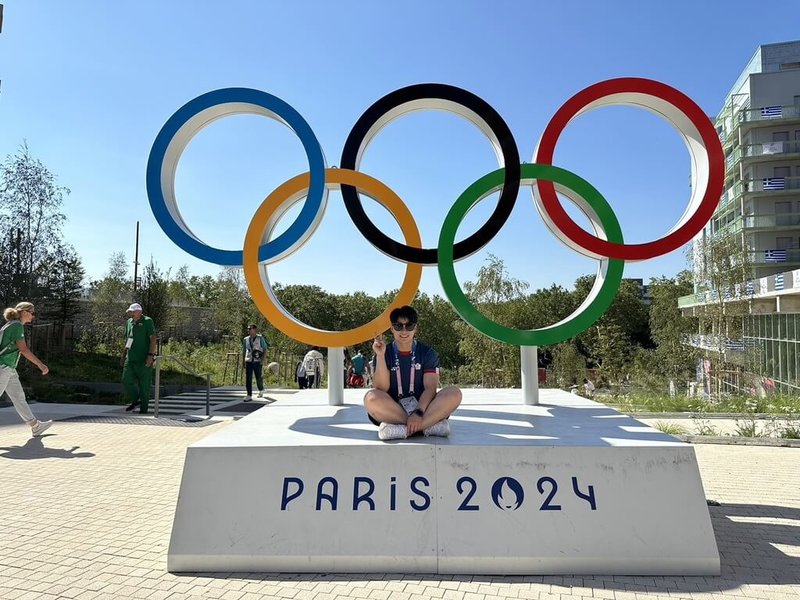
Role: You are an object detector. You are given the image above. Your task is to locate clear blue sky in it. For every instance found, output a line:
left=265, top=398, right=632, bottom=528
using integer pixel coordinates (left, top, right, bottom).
left=2, top=1, right=798, bottom=298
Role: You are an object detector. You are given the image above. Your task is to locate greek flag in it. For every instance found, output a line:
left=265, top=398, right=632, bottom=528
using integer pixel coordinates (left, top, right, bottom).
left=765, top=249, right=788, bottom=262
left=763, top=177, right=785, bottom=190
left=775, top=273, right=785, bottom=291
left=761, top=105, right=783, bottom=119
left=746, top=280, right=755, bottom=295
left=726, top=339, right=745, bottom=352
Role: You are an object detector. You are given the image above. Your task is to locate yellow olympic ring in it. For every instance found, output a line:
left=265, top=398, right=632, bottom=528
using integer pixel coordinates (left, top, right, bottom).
left=243, top=168, right=423, bottom=347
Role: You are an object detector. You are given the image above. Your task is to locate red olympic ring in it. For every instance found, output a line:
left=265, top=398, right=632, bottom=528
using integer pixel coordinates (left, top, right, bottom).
left=534, top=77, right=724, bottom=261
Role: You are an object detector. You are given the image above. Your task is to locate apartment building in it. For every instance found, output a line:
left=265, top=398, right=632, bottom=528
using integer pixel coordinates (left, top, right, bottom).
left=712, top=40, right=800, bottom=276
left=681, top=41, right=800, bottom=395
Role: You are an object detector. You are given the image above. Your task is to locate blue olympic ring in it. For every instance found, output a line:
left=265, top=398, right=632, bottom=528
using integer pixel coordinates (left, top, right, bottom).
left=146, top=87, right=327, bottom=266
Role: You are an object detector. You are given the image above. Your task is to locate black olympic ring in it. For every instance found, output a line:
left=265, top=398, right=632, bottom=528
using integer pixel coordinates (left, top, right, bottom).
left=340, top=83, right=520, bottom=265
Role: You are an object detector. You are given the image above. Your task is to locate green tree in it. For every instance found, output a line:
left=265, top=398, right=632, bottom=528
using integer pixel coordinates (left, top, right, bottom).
left=573, top=276, right=649, bottom=383
left=690, top=233, right=753, bottom=397
left=0, top=143, right=70, bottom=306
left=43, top=245, right=85, bottom=324
left=213, top=268, right=253, bottom=339
left=594, top=322, right=630, bottom=389
left=87, top=252, right=131, bottom=353
left=136, top=260, right=171, bottom=339
left=457, top=255, right=528, bottom=387
left=550, top=342, right=585, bottom=388
left=648, top=271, right=698, bottom=387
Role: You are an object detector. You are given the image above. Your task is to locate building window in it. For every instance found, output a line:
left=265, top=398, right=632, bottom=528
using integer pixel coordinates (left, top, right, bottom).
left=773, top=131, right=790, bottom=142
left=776, top=236, right=793, bottom=250
left=776, top=201, right=792, bottom=225
left=774, top=166, right=791, bottom=178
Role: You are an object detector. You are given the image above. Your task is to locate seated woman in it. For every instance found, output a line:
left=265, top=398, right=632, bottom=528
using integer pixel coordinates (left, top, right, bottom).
left=363, top=305, right=461, bottom=441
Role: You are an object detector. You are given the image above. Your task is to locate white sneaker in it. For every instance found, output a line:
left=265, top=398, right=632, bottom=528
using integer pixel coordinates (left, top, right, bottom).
left=244, top=396, right=253, bottom=402
left=31, top=420, right=53, bottom=437
left=257, top=390, right=264, bottom=398
left=423, top=420, right=451, bottom=438
left=378, top=422, right=407, bottom=441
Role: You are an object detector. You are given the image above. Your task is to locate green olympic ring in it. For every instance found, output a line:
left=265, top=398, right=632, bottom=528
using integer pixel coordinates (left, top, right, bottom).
left=437, top=163, right=624, bottom=346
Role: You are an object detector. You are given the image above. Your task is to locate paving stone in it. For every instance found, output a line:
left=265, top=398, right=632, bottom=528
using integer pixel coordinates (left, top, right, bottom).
left=1, top=414, right=799, bottom=600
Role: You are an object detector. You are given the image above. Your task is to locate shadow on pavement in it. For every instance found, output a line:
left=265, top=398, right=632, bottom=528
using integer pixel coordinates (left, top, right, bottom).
left=0, top=434, right=95, bottom=460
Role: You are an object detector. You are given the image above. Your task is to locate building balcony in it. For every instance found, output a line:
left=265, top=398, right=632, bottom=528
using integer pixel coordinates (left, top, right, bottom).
left=742, top=212, right=800, bottom=230
left=745, top=175, right=800, bottom=194
left=728, top=141, right=800, bottom=169
left=715, top=177, right=800, bottom=220
left=738, top=104, right=800, bottom=125
left=720, top=104, right=800, bottom=146
left=749, top=248, right=800, bottom=265
left=679, top=270, right=800, bottom=304
left=683, top=334, right=746, bottom=354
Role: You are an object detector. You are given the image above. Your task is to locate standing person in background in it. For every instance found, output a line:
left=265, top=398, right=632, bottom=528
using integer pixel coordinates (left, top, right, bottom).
left=303, top=346, right=325, bottom=389
left=295, top=360, right=308, bottom=389
left=0, top=302, right=52, bottom=436
left=242, top=324, right=268, bottom=401
left=121, top=303, right=157, bottom=414
left=349, top=349, right=367, bottom=388
left=343, top=348, right=352, bottom=388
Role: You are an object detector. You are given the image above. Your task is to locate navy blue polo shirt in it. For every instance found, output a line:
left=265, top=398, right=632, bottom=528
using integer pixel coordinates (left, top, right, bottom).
left=373, top=341, right=439, bottom=400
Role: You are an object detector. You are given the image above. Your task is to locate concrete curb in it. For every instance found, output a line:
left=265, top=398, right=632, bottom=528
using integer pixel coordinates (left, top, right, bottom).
left=678, top=434, right=800, bottom=447
left=622, top=410, right=798, bottom=419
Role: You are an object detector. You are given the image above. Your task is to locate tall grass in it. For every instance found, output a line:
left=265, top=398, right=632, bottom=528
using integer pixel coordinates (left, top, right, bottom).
left=606, top=391, right=800, bottom=414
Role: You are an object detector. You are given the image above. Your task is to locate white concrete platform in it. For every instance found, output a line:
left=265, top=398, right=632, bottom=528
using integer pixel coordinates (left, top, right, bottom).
left=168, top=389, right=719, bottom=575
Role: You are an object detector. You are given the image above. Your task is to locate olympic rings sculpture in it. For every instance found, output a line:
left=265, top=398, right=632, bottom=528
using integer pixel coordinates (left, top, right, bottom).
left=146, top=78, right=723, bottom=348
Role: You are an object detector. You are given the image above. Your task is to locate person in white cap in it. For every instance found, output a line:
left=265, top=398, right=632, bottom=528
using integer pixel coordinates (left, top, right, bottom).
left=121, top=303, right=157, bottom=414
left=0, top=301, right=52, bottom=436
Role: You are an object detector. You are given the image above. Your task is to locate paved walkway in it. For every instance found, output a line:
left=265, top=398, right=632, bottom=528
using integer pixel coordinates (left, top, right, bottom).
left=0, top=403, right=798, bottom=600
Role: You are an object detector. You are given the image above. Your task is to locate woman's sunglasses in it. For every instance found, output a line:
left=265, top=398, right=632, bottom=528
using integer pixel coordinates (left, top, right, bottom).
left=391, top=322, right=417, bottom=332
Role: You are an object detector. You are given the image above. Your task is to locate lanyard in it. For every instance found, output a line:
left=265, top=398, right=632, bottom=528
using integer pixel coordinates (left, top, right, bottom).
left=392, top=341, right=416, bottom=399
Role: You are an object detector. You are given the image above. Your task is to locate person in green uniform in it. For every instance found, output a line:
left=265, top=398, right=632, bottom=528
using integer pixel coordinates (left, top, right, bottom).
left=121, top=303, right=157, bottom=414
left=0, top=301, right=52, bottom=436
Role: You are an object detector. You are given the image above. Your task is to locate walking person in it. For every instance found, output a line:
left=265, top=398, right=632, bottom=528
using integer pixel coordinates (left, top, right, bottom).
left=121, top=303, right=157, bottom=414
left=302, top=346, right=325, bottom=389
left=0, top=302, right=52, bottom=436
left=242, top=324, right=268, bottom=401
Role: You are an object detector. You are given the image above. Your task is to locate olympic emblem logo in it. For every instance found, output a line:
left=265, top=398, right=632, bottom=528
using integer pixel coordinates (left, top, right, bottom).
left=146, top=79, right=723, bottom=348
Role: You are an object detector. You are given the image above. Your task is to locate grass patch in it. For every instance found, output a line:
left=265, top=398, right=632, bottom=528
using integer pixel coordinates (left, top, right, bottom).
left=651, top=420, right=687, bottom=435
left=18, top=351, right=206, bottom=405
left=606, top=391, right=800, bottom=415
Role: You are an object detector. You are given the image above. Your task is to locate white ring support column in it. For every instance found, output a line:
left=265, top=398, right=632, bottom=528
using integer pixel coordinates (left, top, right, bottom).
left=328, top=347, right=344, bottom=406
left=521, top=345, right=539, bottom=405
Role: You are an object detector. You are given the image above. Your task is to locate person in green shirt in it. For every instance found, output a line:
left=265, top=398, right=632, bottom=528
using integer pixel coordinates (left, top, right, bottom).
left=0, top=301, right=52, bottom=436
left=121, top=303, right=157, bottom=414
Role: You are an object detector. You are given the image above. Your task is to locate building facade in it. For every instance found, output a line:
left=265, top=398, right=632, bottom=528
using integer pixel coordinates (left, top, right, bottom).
left=682, top=41, right=800, bottom=395
left=711, top=40, right=800, bottom=277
